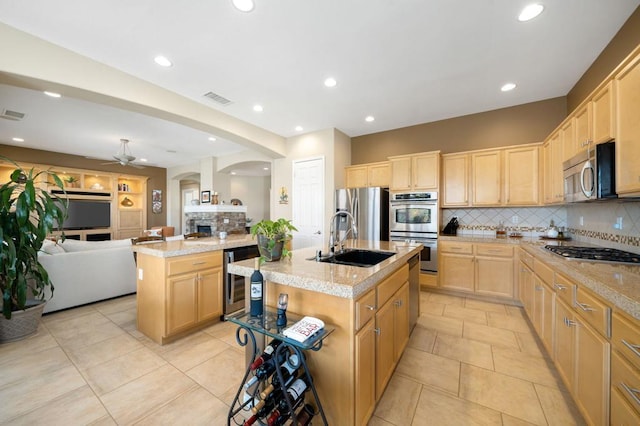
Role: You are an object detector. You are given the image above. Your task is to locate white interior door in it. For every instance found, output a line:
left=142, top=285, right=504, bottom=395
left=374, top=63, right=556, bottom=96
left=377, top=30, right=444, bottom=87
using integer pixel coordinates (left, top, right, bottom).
left=292, top=157, right=324, bottom=250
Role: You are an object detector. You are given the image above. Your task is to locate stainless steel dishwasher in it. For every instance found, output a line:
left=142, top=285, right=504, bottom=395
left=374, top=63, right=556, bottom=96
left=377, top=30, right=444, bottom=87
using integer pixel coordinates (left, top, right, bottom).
left=408, top=253, right=420, bottom=331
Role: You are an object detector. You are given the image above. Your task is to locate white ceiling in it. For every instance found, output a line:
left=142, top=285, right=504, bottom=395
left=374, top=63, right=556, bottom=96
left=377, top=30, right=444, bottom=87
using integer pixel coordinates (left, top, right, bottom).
left=0, top=0, right=639, bottom=170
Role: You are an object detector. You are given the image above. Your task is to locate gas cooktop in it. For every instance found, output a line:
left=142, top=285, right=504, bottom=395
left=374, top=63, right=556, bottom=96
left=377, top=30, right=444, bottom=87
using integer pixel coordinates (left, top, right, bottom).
left=544, top=245, right=640, bottom=264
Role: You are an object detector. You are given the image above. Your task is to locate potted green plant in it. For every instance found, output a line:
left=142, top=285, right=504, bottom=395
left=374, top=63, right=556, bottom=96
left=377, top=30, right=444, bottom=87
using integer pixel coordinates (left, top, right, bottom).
left=0, top=159, right=67, bottom=342
left=250, top=218, right=297, bottom=262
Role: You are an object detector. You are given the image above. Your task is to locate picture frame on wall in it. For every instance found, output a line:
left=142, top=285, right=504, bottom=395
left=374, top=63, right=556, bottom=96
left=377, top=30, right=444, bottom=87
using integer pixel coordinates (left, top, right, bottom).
left=152, top=189, right=162, bottom=214
left=201, top=190, right=211, bottom=203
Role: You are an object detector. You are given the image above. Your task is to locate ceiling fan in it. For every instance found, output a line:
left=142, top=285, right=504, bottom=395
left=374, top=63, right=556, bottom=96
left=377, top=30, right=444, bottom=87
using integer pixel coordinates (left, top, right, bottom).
left=102, top=139, right=145, bottom=168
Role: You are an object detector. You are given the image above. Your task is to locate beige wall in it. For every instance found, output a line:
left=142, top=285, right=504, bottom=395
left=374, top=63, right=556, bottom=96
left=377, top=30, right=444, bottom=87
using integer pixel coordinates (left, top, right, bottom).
left=567, top=5, right=640, bottom=111
left=351, top=97, right=566, bottom=164
left=0, top=143, right=167, bottom=228
left=229, top=175, right=271, bottom=224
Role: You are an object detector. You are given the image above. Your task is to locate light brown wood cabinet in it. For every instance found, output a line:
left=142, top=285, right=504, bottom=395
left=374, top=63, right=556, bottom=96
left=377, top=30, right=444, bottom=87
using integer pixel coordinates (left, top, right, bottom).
left=355, top=317, right=376, bottom=426
left=561, top=118, right=576, bottom=162
left=442, top=144, right=540, bottom=208
left=574, top=102, right=592, bottom=154
left=389, top=151, right=440, bottom=191
left=591, top=81, right=616, bottom=144
left=543, top=132, right=564, bottom=204
left=615, top=52, right=640, bottom=197
left=439, top=241, right=515, bottom=299
left=504, top=145, right=540, bottom=206
left=441, top=153, right=470, bottom=207
left=345, top=161, right=390, bottom=188
left=471, top=150, right=502, bottom=206
left=610, top=311, right=640, bottom=422
left=117, top=175, right=148, bottom=239
left=137, top=251, right=223, bottom=344
left=521, top=253, right=612, bottom=426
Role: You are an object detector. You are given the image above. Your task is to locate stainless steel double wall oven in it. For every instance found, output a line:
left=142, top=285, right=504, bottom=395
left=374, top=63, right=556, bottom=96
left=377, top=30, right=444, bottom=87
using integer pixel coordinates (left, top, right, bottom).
left=389, top=192, right=438, bottom=273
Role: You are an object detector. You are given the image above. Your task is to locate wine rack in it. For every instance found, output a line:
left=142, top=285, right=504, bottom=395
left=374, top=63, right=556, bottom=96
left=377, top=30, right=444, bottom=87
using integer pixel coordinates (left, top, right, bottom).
left=227, top=309, right=332, bottom=425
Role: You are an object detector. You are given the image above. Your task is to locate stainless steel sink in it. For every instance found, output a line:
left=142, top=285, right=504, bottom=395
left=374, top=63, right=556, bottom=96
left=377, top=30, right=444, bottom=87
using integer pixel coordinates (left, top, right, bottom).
left=315, top=249, right=395, bottom=267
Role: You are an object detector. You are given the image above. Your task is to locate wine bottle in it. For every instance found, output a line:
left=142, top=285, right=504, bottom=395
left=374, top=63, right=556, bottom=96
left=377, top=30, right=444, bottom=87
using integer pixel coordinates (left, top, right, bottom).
left=260, top=354, right=301, bottom=399
left=276, top=376, right=311, bottom=413
left=294, top=404, right=316, bottom=426
left=249, top=258, right=264, bottom=317
left=250, top=339, right=283, bottom=370
left=253, top=348, right=290, bottom=381
left=265, top=397, right=305, bottom=426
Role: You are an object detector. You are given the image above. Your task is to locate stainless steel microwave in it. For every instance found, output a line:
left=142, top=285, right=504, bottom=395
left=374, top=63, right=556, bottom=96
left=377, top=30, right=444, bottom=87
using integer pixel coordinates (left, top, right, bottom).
left=562, top=141, right=616, bottom=202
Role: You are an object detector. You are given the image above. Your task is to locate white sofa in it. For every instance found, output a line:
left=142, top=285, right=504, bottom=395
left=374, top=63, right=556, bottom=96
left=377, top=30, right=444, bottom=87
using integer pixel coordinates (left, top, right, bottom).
left=38, top=238, right=137, bottom=313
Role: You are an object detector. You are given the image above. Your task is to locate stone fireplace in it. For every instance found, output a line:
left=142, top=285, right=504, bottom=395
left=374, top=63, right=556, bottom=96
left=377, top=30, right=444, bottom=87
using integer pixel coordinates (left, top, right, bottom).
left=184, top=205, right=247, bottom=236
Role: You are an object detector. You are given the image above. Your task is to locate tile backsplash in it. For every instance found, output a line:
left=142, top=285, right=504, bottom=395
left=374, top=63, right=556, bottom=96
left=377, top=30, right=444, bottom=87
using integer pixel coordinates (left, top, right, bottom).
left=441, top=207, right=567, bottom=237
left=441, top=201, right=640, bottom=254
left=566, top=201, right=640, bottom=253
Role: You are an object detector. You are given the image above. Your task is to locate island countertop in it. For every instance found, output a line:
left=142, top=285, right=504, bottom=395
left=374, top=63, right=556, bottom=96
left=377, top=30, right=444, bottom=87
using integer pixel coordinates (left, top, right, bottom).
left=131, top=234, right=256, bottom=258
left=227, top=240, right=422, bottom=300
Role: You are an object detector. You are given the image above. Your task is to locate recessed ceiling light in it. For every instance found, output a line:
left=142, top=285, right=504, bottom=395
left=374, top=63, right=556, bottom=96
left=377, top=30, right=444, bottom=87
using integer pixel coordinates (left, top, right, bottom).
left=139, top=158, right=148, bottom=163
left=263, top=167, right=269, bottom=171
left=231, top=171, right=237, bottom=175
left=501, top=83, right=517, bottom=92
left=324, top=77, right=337, bottom=88
left=208, top=137, right=217, bottom=142
left=232, top=0, right=254, bottom=12
left=295, top=126, right=303, bottom=132
left=154, top=55, right=172, bottom=67
left=43, top=91, right=61, bottom=98
left=518, top=4, right=544, bottom=22
left=253, top=104, right=263, bottom=112
left=12, top=137, right=24, bottom=142
left=365, top=116, right=375, bottom=122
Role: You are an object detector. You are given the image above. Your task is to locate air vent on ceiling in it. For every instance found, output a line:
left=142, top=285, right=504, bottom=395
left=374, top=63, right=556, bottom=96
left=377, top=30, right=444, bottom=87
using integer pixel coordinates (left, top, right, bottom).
left=1, top=109, right=26, bottom=121
left=203, top=91, right=232, bottom=105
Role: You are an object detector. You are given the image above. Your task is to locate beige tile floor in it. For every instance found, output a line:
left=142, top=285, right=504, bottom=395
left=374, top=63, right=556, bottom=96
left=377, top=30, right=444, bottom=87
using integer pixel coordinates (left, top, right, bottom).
left=0, top=292, right=584, bottom=425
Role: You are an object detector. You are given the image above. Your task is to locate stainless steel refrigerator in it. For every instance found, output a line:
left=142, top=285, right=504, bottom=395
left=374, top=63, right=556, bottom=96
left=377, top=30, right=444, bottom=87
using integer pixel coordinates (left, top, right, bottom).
left=334, top=187, right=390, bottom=242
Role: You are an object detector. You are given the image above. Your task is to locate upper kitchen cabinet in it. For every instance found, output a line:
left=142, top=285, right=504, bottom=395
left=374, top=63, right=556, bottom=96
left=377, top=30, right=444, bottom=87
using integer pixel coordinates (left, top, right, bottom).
left=504, top=145, right=540, bottom=206
left=441, top=153, right=470, bottom=207
left=345, top=161, right=390, bottom=188
left=543, top=133, right=564, bottom=204
left=615, top=52, right=640, bottom=197
left=574, top=103, right=592, bottom=153
left=471, top=149, right=502, bottom=206
left=592, top=81, right=616, bottom=144
left=389, top=151, right=440, bottom=191
left=560, top=118, right=576, bottom=162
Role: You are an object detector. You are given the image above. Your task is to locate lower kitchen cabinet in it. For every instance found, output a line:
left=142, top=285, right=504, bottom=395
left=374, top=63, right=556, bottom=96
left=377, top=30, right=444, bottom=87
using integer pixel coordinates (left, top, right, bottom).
left=518, top=257, right=534, bottom=317
left=355, top=318, right=376, bottom=426
left=611, top=311, right=640, bottom=421
left=439, top=241, right=515, bottom=299
left=137, top=251, right=223, bottom=344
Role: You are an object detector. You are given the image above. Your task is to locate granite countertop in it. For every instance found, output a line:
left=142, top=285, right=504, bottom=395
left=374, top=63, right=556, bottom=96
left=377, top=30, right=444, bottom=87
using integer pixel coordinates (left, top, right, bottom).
left=520, top=244, right=640, bottom=320
left=131, top=234, right=257, bottom=258
left=441, top=235, right=640, bottom=319
left=227, top=240, right=422, bottom=300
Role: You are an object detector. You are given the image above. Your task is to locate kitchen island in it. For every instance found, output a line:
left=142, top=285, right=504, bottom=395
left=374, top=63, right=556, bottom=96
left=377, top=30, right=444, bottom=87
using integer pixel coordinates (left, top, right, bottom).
left=132, top=234, right=256, bottom=345
left=227, top=240, right=422, bottom=426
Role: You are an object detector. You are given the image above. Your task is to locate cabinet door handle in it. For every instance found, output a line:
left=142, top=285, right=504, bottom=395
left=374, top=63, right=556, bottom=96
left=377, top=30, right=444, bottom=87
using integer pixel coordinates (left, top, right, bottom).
left=535, top=286, right=543, bottom=291
left=622, top=339, right=640, bottom=359
left=374, top=328, right=381, bottom=335
left=576, top=301, right=594, bottom=312
left=554, top=284, right=566, bottom=291
left=365, top=304, right=376, bottom=311
left=564, top=317, right=577, bottom=327
left=192, top=261, right=207, bottom=265
left=620, top=382, right=640, bottom=406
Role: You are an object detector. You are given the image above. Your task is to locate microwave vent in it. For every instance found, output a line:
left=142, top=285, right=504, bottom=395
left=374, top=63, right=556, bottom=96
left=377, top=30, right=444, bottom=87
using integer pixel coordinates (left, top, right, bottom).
left=1, top=109, right=26, bottom=121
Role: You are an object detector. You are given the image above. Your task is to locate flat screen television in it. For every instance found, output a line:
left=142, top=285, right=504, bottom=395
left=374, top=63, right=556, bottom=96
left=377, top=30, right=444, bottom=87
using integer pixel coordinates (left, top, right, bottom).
left=58, top=200, right=111, bottom=230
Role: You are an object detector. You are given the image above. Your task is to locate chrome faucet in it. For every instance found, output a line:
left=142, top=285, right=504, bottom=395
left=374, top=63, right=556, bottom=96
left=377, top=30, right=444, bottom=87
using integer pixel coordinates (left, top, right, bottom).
left=328, top=211, right=358, bottom=254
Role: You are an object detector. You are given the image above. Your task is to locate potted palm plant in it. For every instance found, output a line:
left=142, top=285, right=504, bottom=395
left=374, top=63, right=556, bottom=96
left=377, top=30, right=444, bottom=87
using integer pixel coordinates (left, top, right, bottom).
left=0, top=159, right=67, bottom=342
left=250, top=218, right=297, bottom=262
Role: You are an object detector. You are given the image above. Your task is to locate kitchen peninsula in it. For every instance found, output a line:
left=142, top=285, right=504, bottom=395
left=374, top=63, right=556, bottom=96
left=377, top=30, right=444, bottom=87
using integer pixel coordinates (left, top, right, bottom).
left=227, top=241, right=422, bottom=426
left=132, top=234, right=257, bottom=345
